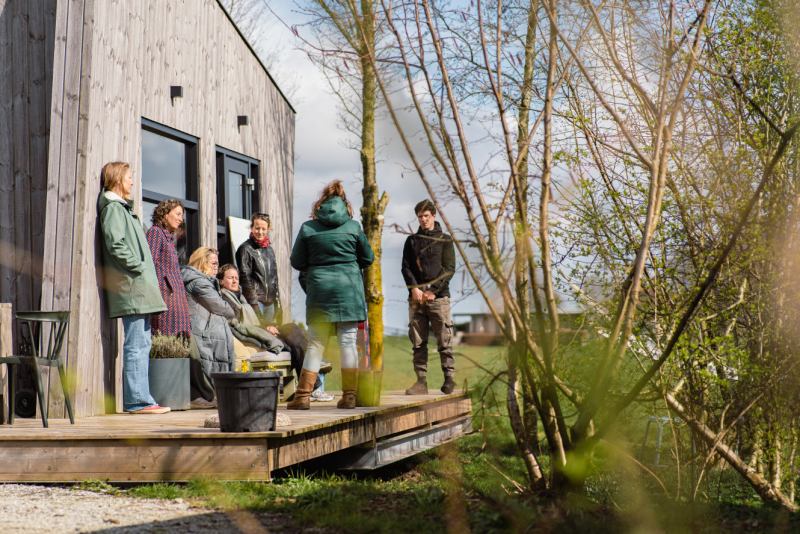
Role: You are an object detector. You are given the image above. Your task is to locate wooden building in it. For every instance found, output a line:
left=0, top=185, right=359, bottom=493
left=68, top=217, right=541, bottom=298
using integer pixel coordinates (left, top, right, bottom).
left=0, top=0, right=295, bottom=418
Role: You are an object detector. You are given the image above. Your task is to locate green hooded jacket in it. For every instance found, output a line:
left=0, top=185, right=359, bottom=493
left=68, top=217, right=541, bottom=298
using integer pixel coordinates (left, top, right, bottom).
left=291, top=197, right=374, bottom=324
left=97, top=189, right=167, bottom=319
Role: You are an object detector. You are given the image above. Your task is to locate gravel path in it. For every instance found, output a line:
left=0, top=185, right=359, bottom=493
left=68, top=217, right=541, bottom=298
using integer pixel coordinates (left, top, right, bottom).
left=0, top=484, right=319, bottom=534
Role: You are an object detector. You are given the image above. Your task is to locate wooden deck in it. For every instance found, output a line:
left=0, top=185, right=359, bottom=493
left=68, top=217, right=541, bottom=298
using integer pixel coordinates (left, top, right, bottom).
left=0, top=390, right=472, bottom=483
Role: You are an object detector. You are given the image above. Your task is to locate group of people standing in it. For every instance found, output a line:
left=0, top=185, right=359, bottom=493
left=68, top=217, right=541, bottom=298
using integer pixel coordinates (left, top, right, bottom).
left=97, top=160, right=457, bottom=415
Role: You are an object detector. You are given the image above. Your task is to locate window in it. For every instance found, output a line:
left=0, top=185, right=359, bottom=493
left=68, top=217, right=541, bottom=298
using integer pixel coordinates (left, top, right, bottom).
left=216, top=146, right=260, bottom=265
left=141, top=118, right=199, bottom=265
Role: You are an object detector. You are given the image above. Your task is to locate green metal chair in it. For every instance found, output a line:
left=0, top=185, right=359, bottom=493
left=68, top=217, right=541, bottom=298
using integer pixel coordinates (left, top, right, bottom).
left=1, top=311, right=75, bottom=427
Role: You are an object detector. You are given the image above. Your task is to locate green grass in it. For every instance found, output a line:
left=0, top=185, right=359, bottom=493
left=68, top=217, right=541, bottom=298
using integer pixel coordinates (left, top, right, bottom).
left=121, top=426, right=800, bottom=533
left=106, top=339, right=800, bottom=533
left=321, top=335, right=506, bottom=392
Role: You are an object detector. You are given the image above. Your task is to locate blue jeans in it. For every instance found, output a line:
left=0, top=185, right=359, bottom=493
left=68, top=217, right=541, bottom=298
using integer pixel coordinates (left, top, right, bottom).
left=121, top=314, right=156, bottom=411
left=257, top=302, right=275, bottom=325
left=304, top=321, right=358, bottom=372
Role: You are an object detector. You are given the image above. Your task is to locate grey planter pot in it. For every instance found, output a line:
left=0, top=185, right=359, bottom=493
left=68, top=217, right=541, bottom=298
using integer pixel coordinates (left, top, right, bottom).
left=148, top=358, right=190, bottom=410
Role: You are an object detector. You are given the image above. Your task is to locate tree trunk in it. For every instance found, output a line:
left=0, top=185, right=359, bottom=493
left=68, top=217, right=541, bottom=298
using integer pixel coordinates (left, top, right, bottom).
left=357, top=0, right=389, bottom=370
left=507, top=353, right=544, bottom=485
left=515, top=0, right=539, bottom=459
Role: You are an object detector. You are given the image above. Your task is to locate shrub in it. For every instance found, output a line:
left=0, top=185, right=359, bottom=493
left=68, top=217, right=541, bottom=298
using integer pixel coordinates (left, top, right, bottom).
left=150, top=334, right=190, bottom=359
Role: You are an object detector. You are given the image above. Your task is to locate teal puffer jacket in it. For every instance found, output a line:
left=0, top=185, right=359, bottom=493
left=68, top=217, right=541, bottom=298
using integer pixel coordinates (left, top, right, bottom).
left=291, top=197, right=375, bottom=323
left=97, top=190, right=167, bottom=319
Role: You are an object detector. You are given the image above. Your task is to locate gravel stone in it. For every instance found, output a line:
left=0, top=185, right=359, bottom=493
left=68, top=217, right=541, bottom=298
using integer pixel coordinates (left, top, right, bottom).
left=0, top=484, right=307, bottom=533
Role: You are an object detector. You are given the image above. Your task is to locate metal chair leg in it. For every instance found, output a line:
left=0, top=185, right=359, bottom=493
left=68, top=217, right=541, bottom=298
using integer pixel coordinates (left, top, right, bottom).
left=33, top=364, right=48, bottom=428
left=7, top=363, right=14, bottom=425
left=58, top=364, right=75, bottom=424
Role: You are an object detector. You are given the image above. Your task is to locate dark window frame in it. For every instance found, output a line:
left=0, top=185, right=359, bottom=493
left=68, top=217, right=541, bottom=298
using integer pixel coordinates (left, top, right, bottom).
left=215, top=145, right=261, bottom=265
left=141, top=117, right=200, bottom=261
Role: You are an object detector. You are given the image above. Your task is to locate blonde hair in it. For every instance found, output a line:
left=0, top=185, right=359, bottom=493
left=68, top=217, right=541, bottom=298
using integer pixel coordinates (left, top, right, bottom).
left=311, top=180, right=353, bottom=219
left=101, top=161, right=130, bottom=192
left=188, top=247, right=219, bottom=276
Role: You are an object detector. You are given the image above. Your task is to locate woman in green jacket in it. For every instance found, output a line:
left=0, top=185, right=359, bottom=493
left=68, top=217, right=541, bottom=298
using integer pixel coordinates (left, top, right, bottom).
left=97, top=162, right=169, bottom=414
left=288, top=180, right=374, bottom=410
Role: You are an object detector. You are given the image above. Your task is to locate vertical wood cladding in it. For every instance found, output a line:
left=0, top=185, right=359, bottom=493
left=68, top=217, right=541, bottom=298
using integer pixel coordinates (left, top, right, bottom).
left=0, top=0, right=58, bottom=349
left=34, top=0, right=295, bottom=417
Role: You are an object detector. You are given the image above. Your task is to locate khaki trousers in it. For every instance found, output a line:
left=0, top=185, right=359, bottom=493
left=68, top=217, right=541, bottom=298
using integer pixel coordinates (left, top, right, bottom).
left=408, top=297, right=454, bottom=378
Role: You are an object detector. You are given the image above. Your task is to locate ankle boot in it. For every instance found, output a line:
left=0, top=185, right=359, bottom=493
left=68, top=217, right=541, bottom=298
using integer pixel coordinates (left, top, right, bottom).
left=337, top=368, right=358, bottom=409
left=441, top=376, right=456, bottom=395
left=287, top=369, right=318, bottom=410
left=405, top=376, right=428, bottom=395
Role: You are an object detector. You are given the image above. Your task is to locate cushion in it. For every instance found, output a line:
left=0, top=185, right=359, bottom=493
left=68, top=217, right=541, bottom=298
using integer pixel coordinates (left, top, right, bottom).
left=250, top=351, right=292, bottom=363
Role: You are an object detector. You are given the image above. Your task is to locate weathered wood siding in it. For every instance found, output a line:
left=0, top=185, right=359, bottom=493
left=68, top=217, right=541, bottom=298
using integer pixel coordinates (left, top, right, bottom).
left=0, top=0, right=58, bottom=346
left=40, top=0, right=295, bottom=417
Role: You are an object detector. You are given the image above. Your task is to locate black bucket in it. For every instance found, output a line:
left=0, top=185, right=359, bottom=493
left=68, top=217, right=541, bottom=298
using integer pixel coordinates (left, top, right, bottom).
left=211, top=371, right=282, bottom=432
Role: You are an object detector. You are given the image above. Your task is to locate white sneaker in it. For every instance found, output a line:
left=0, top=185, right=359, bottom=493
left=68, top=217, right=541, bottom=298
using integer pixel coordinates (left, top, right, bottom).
left=310, top=388, right=335, bottom=402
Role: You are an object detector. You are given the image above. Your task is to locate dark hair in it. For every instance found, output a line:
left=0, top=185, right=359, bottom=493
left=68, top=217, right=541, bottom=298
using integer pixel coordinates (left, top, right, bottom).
left=217, top=263, right=238, bottom=280
left=312, top=180, right=354, bottom=219
left=151, top=199, right=185, bottom=230
left=414, top=199, right=436, bottom=216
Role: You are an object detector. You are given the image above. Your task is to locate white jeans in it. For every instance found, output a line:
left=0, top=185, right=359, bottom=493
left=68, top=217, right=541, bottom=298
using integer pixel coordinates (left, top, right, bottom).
left=303, top=321, right=359, bottom=371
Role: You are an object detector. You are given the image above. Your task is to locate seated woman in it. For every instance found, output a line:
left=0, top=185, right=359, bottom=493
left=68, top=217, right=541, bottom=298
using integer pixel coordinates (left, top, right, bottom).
left=236, top=213, right=282, bottom=326
left=217, top=264, right=333, bottom=402
left=181, top=247, right=235, bottom=409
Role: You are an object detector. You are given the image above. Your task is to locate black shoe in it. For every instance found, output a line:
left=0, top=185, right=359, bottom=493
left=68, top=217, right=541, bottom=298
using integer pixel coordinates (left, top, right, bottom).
left=441, top=377, right=455, bottom=395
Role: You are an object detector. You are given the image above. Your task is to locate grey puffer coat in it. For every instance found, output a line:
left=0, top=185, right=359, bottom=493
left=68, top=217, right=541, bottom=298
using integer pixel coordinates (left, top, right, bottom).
left=181, top=266, right=235, bottom=377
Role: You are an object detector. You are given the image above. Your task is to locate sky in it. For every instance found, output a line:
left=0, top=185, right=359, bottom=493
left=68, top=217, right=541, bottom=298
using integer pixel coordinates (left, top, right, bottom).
left=257, top=2, right=488, bottom=331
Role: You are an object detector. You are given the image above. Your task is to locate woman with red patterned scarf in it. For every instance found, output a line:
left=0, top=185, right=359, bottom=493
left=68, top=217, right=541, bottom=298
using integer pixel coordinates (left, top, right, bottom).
left=145, top=199, right=192, bottom=339
left=235, top=212, right=282, bottom=326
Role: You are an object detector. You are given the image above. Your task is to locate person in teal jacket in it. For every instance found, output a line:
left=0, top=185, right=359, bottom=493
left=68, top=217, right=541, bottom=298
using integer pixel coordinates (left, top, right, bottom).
left=97, top=161, right=169, bottom=414
left=288, top=180, right=374, bottom=410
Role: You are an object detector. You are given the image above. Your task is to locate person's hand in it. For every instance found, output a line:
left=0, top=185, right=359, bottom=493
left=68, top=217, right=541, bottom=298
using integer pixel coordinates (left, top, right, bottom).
left=424, top=290, right=436, bottom=302
left=411, top=287, right=424, bottom=304
left=266, top=326, right=280, bottom=336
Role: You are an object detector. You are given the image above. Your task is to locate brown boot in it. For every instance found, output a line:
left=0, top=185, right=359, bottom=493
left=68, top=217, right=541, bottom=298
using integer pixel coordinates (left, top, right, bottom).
left=287, top=369, right=318, bottom=410
left=405, top=377, right=428, bottom=395
left=337, top=368, right=358, bottom=409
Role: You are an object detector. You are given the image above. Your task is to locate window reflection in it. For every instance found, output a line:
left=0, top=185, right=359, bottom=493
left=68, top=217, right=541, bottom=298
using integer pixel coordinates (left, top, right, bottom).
left=142, top=200, right=158, bottom=231
left=228, top=170, right=245, bottom=219
left=142, top=129, right=186, bottom=198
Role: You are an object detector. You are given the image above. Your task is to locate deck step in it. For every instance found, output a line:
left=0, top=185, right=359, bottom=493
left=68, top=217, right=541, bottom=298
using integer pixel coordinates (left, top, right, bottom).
left=338, top=415, right=473, bottom=470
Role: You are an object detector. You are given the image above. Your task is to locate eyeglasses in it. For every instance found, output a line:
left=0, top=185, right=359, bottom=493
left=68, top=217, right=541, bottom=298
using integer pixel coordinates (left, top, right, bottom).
left=252, top=212, right=270, bottom=221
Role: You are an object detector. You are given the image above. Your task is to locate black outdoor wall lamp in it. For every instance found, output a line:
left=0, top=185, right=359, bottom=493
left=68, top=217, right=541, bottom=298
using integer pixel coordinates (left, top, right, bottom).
left=170, top=86, right=183, bottom=105
left=237, top=115, right=249, bottom=132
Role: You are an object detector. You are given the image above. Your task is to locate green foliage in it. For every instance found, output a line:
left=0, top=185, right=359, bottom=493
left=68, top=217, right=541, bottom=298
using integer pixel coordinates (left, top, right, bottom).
left=76, top=478, right=118, bottom=494
left=149, top=334, right=190, bottom=359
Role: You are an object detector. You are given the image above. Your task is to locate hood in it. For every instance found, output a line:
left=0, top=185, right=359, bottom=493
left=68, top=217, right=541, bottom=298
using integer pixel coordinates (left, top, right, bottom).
left=97, top=189, right=135, bottom=213
left=417, top=221, right=443, bottom=236
left=314, top=197, right=351, bottom=228
left=220, top=287, right=244, bottom=310
left=181, top=265, right=219, bottom=289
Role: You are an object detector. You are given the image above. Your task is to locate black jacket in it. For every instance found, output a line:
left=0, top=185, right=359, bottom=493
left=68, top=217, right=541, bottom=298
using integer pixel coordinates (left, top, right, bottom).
left=235, top=237, right=280, bottom=310
left=401, top=222, right=456, bottom=298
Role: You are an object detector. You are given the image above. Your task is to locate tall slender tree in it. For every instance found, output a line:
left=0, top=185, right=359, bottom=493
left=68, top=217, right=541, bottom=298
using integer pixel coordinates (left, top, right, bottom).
left=300, top=0, right=389, bottom=370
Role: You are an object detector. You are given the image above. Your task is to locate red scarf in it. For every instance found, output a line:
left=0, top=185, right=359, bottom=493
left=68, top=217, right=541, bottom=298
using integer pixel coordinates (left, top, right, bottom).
left=251, top=232, right=270, bottom=248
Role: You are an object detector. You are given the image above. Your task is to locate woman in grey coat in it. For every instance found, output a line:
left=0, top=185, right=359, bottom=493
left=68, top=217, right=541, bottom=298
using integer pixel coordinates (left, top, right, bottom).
left=181, top=247, right=235, bottom=407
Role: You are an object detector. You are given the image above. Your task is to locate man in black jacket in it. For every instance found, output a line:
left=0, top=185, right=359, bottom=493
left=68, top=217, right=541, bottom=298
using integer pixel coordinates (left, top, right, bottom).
left=401, top=200, right=457, bottom=395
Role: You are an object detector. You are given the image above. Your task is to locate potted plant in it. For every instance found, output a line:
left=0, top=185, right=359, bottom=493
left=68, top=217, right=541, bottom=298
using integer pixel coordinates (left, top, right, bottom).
left=149, top=334, right=191, bottom=410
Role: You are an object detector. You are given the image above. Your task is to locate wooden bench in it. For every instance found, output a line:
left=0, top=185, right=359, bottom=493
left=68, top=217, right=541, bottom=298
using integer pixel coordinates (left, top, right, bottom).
left=249, top=351, right=295, bottom=401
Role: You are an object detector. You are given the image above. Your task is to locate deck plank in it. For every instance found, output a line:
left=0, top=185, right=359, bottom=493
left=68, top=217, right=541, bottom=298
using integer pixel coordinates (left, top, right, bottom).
left=0, top=391, right=472, bottom=482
